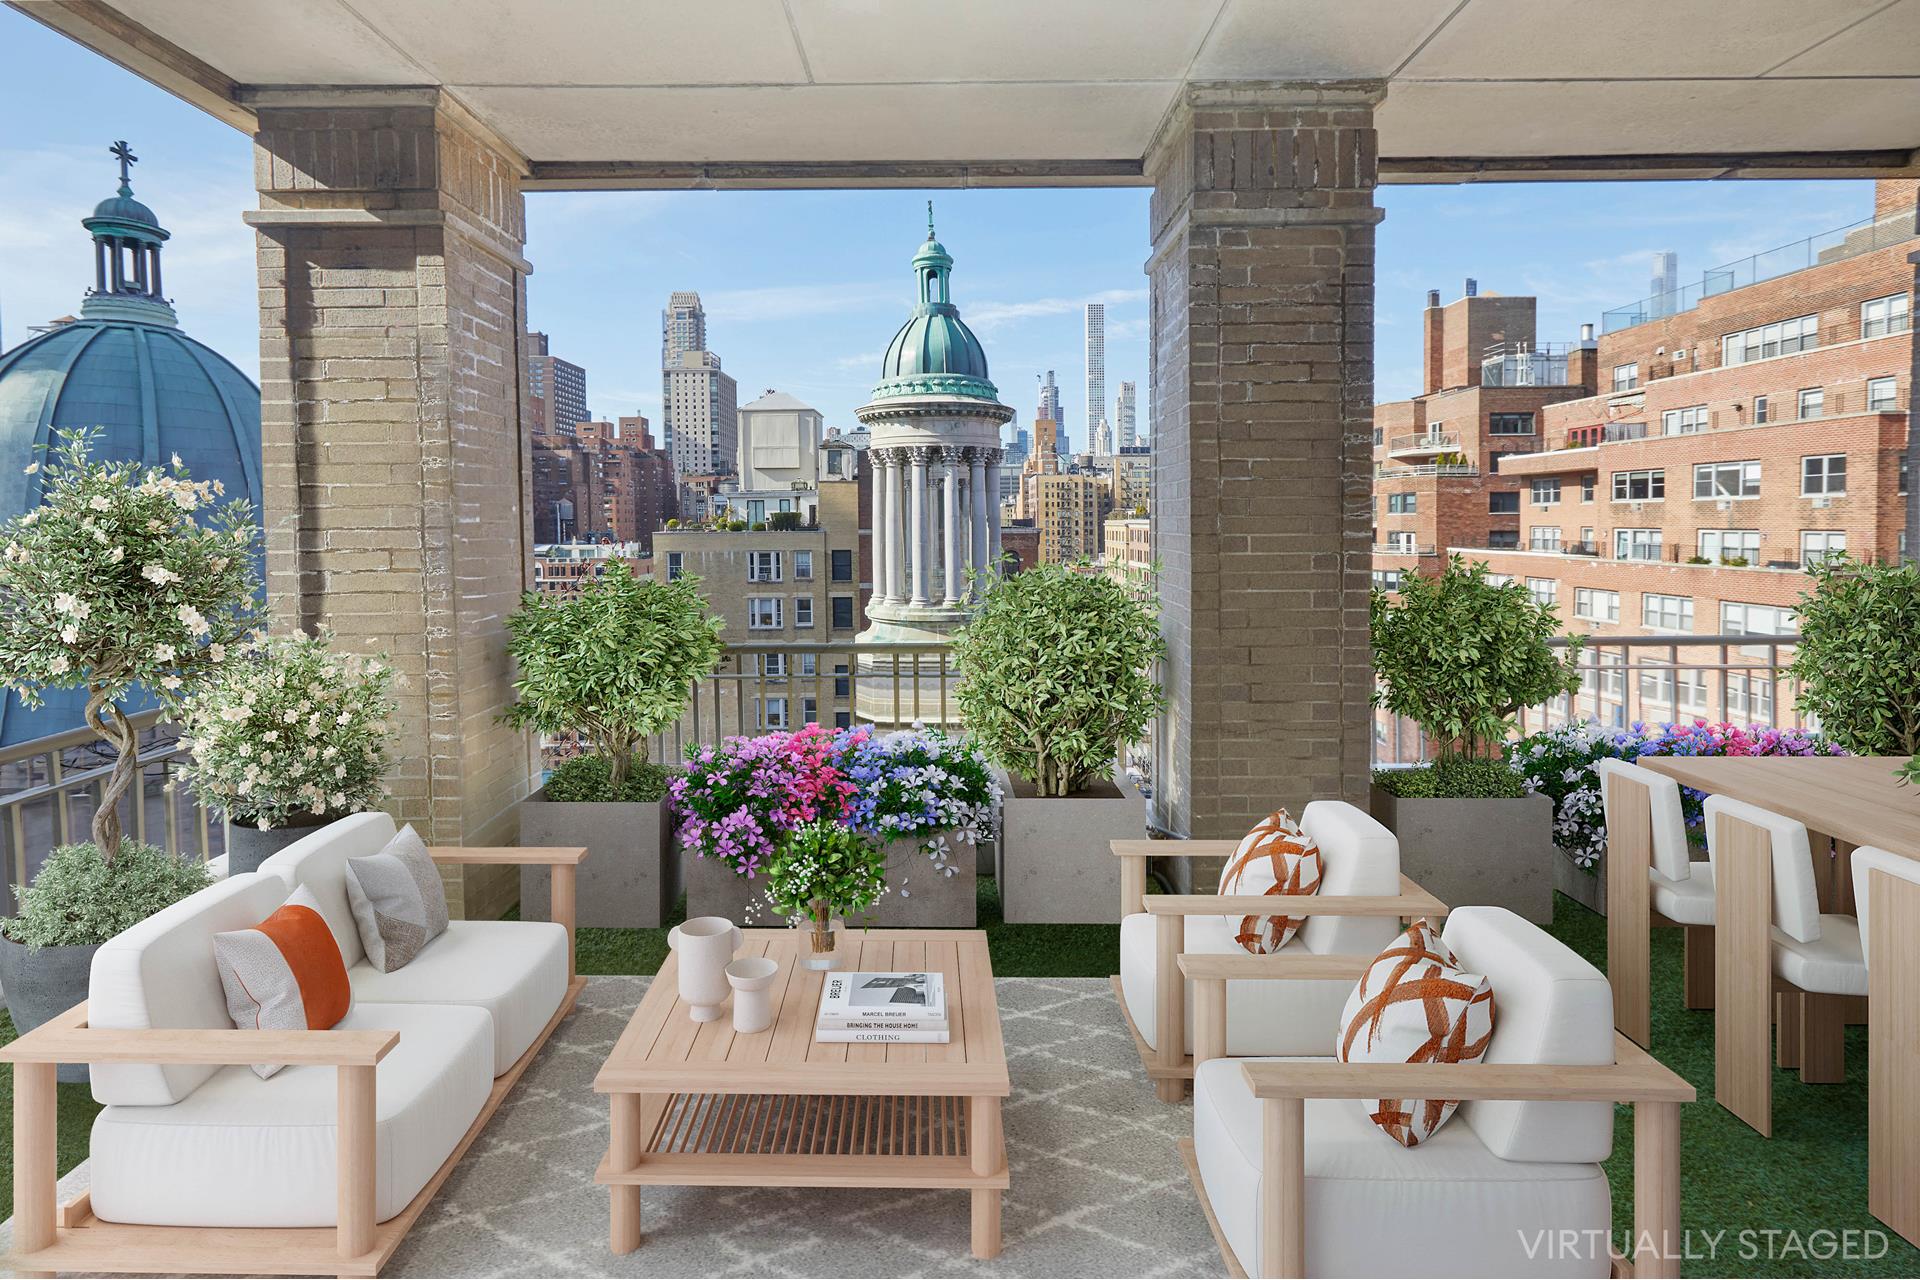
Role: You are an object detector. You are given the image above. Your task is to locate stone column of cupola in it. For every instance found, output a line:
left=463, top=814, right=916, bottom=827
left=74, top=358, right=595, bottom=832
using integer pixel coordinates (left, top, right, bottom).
left=985, top=449, right=1003, bottom=573
left=967, top=448, right=988, bottom=599
left=873, top=449, right=895, bottom=606
left=908, top=446, right=933, bottom=606
left=941, top=447, right=964, bottom=606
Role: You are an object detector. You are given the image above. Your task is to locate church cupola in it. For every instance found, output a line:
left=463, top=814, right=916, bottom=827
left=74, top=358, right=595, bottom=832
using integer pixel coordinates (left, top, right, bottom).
left=80, top=140, right=177, bottom=327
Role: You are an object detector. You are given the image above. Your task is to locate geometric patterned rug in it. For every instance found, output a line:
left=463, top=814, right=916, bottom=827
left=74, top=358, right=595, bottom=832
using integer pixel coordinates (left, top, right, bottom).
left=8, top=978, right=1224, bottom=1278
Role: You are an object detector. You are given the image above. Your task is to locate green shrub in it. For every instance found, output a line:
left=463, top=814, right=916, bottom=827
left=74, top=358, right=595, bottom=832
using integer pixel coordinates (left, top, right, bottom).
left=769, top=511, right=802, bottom=531
left=4, top=841, right=213, bottom=948
left=544, top=752, right=674, bottom=803
left=952, top=562, right=1166, bottom=796
left=1373, top=756, right=1525, bottom=800
left=1789, top=555, right=1920, bottom=786
left=1370, top=554, right=1582, bottom=760
left=1686, top=555, right=1711, bottom=565
left=762, top=821, right=887, bottom=920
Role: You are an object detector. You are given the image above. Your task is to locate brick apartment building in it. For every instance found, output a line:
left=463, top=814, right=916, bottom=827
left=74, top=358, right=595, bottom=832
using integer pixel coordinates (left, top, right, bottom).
left=531, top=415, right=678, bottom=551
left=1375, top=178, right=1916, bottom=743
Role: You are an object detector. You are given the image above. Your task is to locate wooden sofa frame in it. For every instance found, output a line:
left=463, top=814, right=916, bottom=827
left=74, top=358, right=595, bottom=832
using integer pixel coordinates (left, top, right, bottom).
left=1111, top=837, right=1448, bottom=1101
left=2, top=844, right=589, bottom=1280
left=1178, top=951, right=1696, bottom=1280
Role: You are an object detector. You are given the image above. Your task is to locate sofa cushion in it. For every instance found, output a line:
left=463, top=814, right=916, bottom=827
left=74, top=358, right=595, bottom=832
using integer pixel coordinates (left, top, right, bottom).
left=214, top=884, right=353, bottom=1079
left=90, top=873, right=291, bottom=1107
left=345, top=823, right=449, bottom=973
left=1119, top=912, right=1358, bottom=1057
left=257, top=812, right=402, bottom=969
left=349, top=920, right=567, bottom=1075
left=1219, top=809, right=1322, bottom=954
left=1295, top=801, right=1402, bottom=956
left=89, top=1000, right=493, bottom=1228
left=1337, top=919, right=1495, bottom=1147
left=1193, top=1056, right=1612, bottom=1278
left=1650, top=862, right=1715, bottom=926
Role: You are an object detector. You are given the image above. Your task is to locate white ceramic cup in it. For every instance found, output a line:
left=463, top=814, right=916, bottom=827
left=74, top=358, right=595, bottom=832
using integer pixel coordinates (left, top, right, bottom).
left=726, top=956, right=780, bottom=1034
left=668, top=916, right=742, bottom=1022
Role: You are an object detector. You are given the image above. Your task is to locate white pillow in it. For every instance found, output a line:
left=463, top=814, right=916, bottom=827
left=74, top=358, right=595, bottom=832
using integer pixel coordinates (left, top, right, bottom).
left=1218, top=808, right=1322, bottom=953
left=343, top=823, right=449, bottom=972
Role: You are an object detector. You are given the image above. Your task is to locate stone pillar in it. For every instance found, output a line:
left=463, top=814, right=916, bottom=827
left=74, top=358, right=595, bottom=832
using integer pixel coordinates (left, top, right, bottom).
left=968, top=449, right=988, bottom=596
left=1144, top=82, right=1383, bottom=839
left=908, top=447, right=932, bottom=606
left=246, top=88, right=536, bottom=917
left=941, top=448, right=964, bottom=605
left=986, top=452, right=1003, bottom=571
left=874, top=448, right=896, bottom=605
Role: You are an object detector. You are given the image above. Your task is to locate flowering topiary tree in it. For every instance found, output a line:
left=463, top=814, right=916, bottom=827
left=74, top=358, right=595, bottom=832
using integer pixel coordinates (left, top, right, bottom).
left=0, top=429, right=259, bottom=863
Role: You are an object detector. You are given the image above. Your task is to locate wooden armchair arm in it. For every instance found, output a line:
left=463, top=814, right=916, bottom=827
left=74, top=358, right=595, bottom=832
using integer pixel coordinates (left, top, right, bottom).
left=1178, top=953, right=1370, bottom=983
left=428, top=845, right=586, bottom=978
left=0, top=1002, right=397, bottom=1067
left=1143, top=876, right=1448, bottom=919
left=1240, top=1033, right=1693, bottom=1104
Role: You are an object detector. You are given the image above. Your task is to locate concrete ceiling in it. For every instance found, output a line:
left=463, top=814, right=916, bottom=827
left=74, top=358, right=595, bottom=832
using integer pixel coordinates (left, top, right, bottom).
left=14, top=0, right=1920, bottom=186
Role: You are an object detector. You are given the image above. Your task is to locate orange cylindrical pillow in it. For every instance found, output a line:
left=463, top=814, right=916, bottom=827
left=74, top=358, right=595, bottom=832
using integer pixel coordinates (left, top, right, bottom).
left=213, top=884, right=353, bottom=1079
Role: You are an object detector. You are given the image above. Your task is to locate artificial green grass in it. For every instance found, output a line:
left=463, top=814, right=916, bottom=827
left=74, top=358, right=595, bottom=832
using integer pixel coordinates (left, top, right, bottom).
left=0, top=1009, right=103, bottom=1216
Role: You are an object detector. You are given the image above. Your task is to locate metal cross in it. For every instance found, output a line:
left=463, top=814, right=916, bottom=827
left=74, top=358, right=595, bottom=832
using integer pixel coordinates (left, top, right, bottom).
left=926, top=199, right=935, bottom=240
left=110, top=139, right=138, bottom=186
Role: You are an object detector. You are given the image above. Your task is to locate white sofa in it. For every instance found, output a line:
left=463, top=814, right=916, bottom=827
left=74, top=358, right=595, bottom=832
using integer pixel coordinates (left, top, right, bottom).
left=1185, top=906, right=1692, bottom=1279
left=84, top=813, right=573, bottom=1230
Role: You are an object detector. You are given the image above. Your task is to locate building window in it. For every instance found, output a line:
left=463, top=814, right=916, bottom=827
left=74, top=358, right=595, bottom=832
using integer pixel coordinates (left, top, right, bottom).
left=747, top=500, right=766, bottom=523
left=1615, top=528, right=1663, bottom=561
left=747, top=596, right=783, bottom=629
left=665, top=552, right=683, bottom=581
left=1640, top=662, right=1707, bottom=712
left=1867, top=377, right=1898, bottom=412
left=1800, top=530, right=1847, bottom=566
left=1486, top=530, right=1519, bottom=549
left=1753, top=395, right=1769, bottom=423
left=1727, top=674, right=1775, bottom=723
left=1385, top=530, right=1417, bottom=552
left=1797, top=387, right=1824, bottom=420
left=1692, top=460, right=1761, bottom=499
left=1612, top=363, right=1639, bottom=392
left=1801, top=454, right=1847, bottom=496
left=1371, top=569, right=1403, bottom=592
left=1611, top=469, right=1665, bottom=501
left=1862, top=292, right=1911, bottom=339
left=1526, top=577, right=1557, bottom=606
left=1720, top=601, right=1795, bottom=636
left=1661, top=405, right=1709, bottom=436
left=1372, top=426, right=1384, bottom=446
left=793, top=550, right=813, bottom=580
left=760, top=696, right=789, bottom=729
left=747, top=550, right=782, bottom=582
left=1488, top=491, right=1520, bottom=514
left=1387, top=492, right=1417, bottom=514
left=1697, top=528, right=1760, bottom=564
left=1641, top=592, right=1694, bottom=632
left=830, top=595, right=855, bottom=630
left=1484, top=573, right=1514, bottom=587
left=1529, top=526, right=1562, bottom=552
left=1489, top=413, right=1535, bottom=436
left=832, top=662, right=851, bottom=697
left=834, top=709, right=852, bottom=729
left=1530, top=478, right=1561, bottom=505
left=794, top=596, right=814, bottom=628
left=802, top=696, right=818, bottom=724
left=1581, top=474, right=1596, bottom=502
left=830, top=549, right=854, bottom=582
left=1721, top=314, right=1817, bottom=365
left=1574, top=587, right=1620, bottom=624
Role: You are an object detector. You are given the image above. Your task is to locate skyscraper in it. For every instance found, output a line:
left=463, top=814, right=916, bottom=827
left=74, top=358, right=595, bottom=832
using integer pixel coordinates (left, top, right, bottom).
left=526, top=330, right=589, bottom=436
left=665, top=348, right=738, bottom=481
left=1649, top=251, right=1679, bottom=318
left=660, top=291, right=707, bottom=454
left=1036, top=370, right=1065, bottom=455
left=1116, top=379, right=1138, bottom=448
left=1084, top=302, right=1107, bottom=452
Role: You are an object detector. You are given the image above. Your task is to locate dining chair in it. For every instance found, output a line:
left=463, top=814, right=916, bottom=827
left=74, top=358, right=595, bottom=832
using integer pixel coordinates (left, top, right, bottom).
left=1850, top=846, right=1920, bottom=1249
left=1598, top=759, right=1714, bottom=1049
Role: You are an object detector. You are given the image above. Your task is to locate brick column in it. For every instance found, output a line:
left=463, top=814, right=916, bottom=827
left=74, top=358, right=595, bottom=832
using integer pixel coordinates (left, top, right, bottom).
left=1145, top=82, right=1383, bottom=839
left=246, top=89, right=536, bottom=917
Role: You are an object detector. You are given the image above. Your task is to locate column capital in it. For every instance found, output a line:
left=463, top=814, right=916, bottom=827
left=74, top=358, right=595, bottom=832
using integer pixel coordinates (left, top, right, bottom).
left=908, top=445, right=938, bottom=466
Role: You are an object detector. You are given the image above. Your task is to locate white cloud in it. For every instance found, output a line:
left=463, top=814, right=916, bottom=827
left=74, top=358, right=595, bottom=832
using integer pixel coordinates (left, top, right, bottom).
left=834, top=350, right=884, bottom=370
left=967, top=287, right=1147, bottom=332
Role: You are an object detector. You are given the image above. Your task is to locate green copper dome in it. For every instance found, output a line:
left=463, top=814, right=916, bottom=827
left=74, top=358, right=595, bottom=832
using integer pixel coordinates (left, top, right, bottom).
left=871, top=213, right=997, bottom=402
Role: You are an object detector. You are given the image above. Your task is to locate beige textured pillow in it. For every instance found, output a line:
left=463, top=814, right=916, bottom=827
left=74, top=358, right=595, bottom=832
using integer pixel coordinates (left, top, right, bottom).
left=344, top=823, right=449, bottom=973
left=1218, top=809, right=1323, bottom=953
left=1336, top=919, right=1495, bottom=1147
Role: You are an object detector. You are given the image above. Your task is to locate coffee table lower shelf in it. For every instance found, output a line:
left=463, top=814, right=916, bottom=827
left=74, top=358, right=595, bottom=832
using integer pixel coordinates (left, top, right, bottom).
left=596, top=1090, right=1008, bottom=1257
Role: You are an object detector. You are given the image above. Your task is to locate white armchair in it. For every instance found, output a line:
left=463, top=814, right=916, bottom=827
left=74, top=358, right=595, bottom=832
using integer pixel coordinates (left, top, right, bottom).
left=1112, top=800, right=1445, bottom=1101
left=1180, top=905, right=1693, bottom=1279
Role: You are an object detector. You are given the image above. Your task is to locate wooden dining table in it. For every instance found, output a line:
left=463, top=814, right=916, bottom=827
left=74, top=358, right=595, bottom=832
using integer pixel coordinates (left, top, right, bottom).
left=1634, top=754, right=1920, bottom=1247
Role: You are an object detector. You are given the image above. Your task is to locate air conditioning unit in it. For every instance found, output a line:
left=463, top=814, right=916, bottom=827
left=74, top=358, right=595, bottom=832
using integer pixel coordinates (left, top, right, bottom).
left=1813, top=496, right=1832, bottom=509
left=1716, top=500, right=1732, bottom=512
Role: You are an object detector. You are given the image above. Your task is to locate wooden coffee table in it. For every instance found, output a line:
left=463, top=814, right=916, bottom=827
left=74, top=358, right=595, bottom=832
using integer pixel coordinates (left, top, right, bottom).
left=593, top=928, right=1011, bottom=1259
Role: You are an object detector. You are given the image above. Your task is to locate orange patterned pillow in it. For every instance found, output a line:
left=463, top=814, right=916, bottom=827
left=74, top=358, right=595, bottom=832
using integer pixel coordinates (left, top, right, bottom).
left=1336, top=919, right=1495, bottom=1147
left=1218, top=808, right=1323, bottom=954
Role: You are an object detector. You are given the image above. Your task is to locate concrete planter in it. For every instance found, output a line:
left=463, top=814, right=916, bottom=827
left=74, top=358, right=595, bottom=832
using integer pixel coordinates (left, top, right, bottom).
left=1554, top=851, right=1606, bottom=916
left=997, top=768, right=1146, bottom=925
left=0, top=936, right=101, bottom=1083
left=518, top=790, right=677, bottom=928
left=223, top=817, right=328, bottom=877
left=684, top=833, right=977, bottom=927
left=1369, top=787, right=1555, bottom=924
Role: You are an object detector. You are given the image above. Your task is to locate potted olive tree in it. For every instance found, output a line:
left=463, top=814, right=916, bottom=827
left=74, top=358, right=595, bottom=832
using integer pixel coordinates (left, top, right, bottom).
left=173, top=631, right=398, bottom=875
left=0, top=431, right=258, bottom=1076
left=1789, top=554, right=1920, bottom=786
left=1369, top=555, right=1581, bottom=923
left=504, top=563, right=723, bottom=926
left=951, top=563, right=1166, bottom=924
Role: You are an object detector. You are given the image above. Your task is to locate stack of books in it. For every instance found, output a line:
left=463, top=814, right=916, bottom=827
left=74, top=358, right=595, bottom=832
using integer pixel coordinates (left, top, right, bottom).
left=815, top=971, right=949, bottom=1043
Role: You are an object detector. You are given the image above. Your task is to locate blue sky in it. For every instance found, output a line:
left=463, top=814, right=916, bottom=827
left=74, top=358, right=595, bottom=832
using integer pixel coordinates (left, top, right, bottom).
left=0, top=7, right=1884, bottom=453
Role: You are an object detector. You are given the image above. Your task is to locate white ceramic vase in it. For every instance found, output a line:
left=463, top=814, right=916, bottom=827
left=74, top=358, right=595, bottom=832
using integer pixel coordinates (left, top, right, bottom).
left=669, top=915, right=741, bottom=1021
left=726, top=956, right=780, bottom=1034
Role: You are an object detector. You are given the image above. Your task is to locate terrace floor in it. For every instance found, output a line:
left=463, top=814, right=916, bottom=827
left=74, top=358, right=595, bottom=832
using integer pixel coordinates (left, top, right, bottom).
left=1, top=884, right=1910, bottom=1277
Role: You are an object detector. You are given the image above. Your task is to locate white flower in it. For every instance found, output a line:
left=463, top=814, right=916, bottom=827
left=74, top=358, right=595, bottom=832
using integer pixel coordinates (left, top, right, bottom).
left=171, top=489, right=198, bottom=511
left=52, top=592, right=89, bottom=618
left=153, top=643, right=176, bottom=663
left=177, top=604, right=209, bottom=635
left=59, top=626, right=79, bottom=645
left=142, top=563, right=180, bottom=586
left=47, top=655, right=68, bottom=675
left=170, top=452, right=184, bottom=469
left=88, top=494, right=111, bottom=511
left=263, top=730, right=278, bottom=744
left=220, top=705, right=248, bottom=724
left=109, top=546, right=125, bottom=563
left=208, top=643, right=226, bottom=662
left=160, top=675, right=182, bottom=690
left=22, top=461, right=39, bottom=475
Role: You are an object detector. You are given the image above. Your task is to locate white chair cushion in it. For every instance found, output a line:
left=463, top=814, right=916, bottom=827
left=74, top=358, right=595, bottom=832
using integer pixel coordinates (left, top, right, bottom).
left=258, top=812, right=402, bottom=969
left=1597, top=759, right=1692, bottom=881
left=1773, top=915, right=1867, bottom=997
left=1193, top=1057, right=1612, bottom=1278
left=349, top=920, right=568, bottom=1075
left=1851, top=847, right=1920, bottom=962
left=1650, top=861, right=1715, bottom=926
left=89, top=1001, right=493, bottom=1228
left=1704, top=794, right=1820, bottom=944
left=1120, top=912, right=1361, bottom=1057
left=1296, top=801, right=1402, bottom=955
left=89, top=874, right=290, bottom=1107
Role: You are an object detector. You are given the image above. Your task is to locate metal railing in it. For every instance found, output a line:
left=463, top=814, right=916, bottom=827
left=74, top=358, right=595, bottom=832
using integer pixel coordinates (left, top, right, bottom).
left=1377, top=463, right=1479, bottom=479
left=1373, top=632, right=1805, bottom=767
left=1388, top=431, right=1460, bottom=455
left=1481, top=342, right=1577, bottom=388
